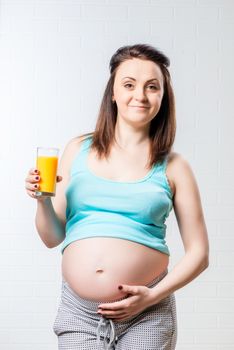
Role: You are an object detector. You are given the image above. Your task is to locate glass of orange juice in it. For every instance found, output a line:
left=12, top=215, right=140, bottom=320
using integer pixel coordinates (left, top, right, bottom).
left=35, top=147, right=59, bottom=197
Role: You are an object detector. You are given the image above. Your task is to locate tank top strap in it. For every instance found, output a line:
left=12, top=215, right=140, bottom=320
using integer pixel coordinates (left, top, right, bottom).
left=80, top=136, right=92, bottom=153
left=160, top=154, right=169, bottom=172
left=152, top=155, right=168, bottom=173
left=70, top=136, right=92, bottom=177
left=153, top=154, right=173, bottom=198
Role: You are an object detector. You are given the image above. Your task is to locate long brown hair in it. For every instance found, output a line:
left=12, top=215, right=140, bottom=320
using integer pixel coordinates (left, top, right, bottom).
left=80, top=43, right=176, bottom=168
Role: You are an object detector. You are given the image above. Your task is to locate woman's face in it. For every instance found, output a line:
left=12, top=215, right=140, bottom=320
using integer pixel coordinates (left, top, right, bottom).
left=112, top=58, right=164, bottom=128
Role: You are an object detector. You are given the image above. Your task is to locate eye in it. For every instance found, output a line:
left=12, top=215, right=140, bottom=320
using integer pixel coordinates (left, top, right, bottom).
left=148, top=85, right=158, bottom=90
left=124, top=83, right=133, bottom=89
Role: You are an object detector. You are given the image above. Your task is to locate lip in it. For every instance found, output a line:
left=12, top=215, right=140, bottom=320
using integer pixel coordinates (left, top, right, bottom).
left=130, top=106, right=150, bottom=109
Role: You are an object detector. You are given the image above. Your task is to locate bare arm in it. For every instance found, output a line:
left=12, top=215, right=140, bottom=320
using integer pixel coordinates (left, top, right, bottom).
left=35, top=197, right=65, bottom=248
left=31, top=136, right=83, bottom=248
left=148, top=153, right=209, bottom=305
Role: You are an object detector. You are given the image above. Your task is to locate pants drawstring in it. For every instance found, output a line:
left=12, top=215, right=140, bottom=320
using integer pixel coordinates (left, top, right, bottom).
left=97, top=316, right=118, bottom=349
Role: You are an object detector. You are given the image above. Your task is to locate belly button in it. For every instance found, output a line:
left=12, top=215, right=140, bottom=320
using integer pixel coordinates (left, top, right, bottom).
left=96, top=268, right=104, bottom=273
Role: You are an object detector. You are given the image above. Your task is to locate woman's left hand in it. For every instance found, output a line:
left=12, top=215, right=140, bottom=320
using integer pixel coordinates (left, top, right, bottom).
left=97, top=284, right=154, bottom=322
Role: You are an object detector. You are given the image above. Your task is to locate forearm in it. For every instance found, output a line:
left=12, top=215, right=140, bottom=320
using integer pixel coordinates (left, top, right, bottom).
left=148, top=249, right=209, bottom=306
left=35, top=197, right=65, bottom=248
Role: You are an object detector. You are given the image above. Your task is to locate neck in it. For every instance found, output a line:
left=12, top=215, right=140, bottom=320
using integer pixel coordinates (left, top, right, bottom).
left=114, top=120, right=150, bottom=151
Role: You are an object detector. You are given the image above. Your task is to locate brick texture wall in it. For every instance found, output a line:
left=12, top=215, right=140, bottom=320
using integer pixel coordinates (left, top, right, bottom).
left=0, top=0, right=233, bottom=348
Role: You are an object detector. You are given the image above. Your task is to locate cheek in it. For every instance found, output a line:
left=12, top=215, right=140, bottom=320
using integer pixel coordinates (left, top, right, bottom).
left=116, top=95, right=131, bottom=106
left=153, top=93, right=163, bottom=105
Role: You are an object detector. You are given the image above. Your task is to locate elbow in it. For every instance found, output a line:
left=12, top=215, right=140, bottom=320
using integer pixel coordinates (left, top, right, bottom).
left=46, top=242, right=56, bottom=249
left=45, top=236, right=65, bottom=249
left=205, top=256, right=209, bottom=269
left=187, top=247, right=209, bottom=272
left=45, top=240, right=60, bottom=249
left=201, top=253, right=209, bottom=271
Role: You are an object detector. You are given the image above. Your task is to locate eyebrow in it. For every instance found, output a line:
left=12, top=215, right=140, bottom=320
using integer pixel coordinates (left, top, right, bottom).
left=121, top=77, right=161, bottom=83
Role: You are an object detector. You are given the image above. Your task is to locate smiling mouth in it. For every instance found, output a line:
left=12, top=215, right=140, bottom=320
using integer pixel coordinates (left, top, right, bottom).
left=130, top=106, right=150, bottom=109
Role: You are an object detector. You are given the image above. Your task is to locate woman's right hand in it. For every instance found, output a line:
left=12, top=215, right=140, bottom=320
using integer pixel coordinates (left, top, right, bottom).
left=25, top=168, right=63, bottom=200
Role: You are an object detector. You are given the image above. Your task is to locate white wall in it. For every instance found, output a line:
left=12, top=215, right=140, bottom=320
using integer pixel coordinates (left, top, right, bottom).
left=0, top=0, right=233, bottom=349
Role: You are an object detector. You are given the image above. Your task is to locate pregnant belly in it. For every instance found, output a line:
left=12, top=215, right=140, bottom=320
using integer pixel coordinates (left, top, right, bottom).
left=62, top=237, right=169, bottom=302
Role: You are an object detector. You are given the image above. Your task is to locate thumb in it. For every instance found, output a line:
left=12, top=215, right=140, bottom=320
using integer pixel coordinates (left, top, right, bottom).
left=118, top=284, right=138, bottom=294
left=56, top=175, right=63, bottom=182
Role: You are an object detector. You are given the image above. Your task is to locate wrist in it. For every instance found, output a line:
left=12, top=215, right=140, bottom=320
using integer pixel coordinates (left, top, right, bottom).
left=36, top=196, right=52, bottom=205
left=147, top=285, right=168, bottom=307
left=147, top=289, right=160, bottom=307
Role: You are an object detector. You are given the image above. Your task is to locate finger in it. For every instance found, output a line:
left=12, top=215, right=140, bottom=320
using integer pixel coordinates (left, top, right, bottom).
left=98, top=302, right=125, bottom=311
left=56, top=175, right=63, bottom=182
left=119, top=285, right=139, bottom=295
left=25, top=181, right=40, bottom=191
left=29, top=168, right=40, bottom=175
left=25, top=174, right=40, bottom=184
left=26, top=189, right=37, bottom=199
left=98, top=291, right=136, bottom=310
left=98, top=309, right=124, bottom=316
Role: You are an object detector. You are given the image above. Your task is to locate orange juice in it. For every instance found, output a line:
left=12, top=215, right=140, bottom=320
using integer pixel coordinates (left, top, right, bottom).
left=36, top=147, right=59, bottom=197
left=36, top=156, right=58, bottom=195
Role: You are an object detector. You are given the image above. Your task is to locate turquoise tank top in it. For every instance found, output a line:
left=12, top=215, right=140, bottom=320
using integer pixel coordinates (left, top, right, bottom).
left=61, top=136, right=173, bottom=255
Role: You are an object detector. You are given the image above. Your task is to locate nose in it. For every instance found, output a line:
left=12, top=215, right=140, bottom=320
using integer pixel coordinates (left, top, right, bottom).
left=133, top=86, right=147, bottom=101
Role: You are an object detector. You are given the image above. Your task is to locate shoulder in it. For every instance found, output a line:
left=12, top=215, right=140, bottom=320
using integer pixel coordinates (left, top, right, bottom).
left=167, top=151, right=190, bottom=169
left=59, top=134, right=92, bottom=173
left=166, top=152, right=197, bottom=196
left=64, top=134, right=91, bottom=157
left=66, top=134, right=90, bottom=149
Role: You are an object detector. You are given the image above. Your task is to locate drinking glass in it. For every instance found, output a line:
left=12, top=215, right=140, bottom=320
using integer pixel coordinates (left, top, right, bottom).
left=35, top=147, right=59, bottom=197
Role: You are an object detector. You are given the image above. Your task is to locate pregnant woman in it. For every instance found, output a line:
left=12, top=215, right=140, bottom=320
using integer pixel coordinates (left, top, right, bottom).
left=25, top=43, right=209, bottom=349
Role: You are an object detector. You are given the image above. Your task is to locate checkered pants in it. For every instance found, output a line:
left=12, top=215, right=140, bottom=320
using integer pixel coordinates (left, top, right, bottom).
left=53, top=269, right=177, bottom=349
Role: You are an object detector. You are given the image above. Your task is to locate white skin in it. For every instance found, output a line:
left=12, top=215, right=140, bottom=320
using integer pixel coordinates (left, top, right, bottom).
left=25, top=58, right=209, bottom=322
left=112, top=58, right=164, bottom=150
left=96, top=58, right=209, bottom=321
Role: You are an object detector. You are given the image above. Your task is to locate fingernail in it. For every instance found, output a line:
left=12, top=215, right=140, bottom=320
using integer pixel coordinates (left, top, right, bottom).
left=35, top=170, right=38, bottom=173
left=118, top=285, right=123, bottom=290
left=35, top=176, right=39, bottom=180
